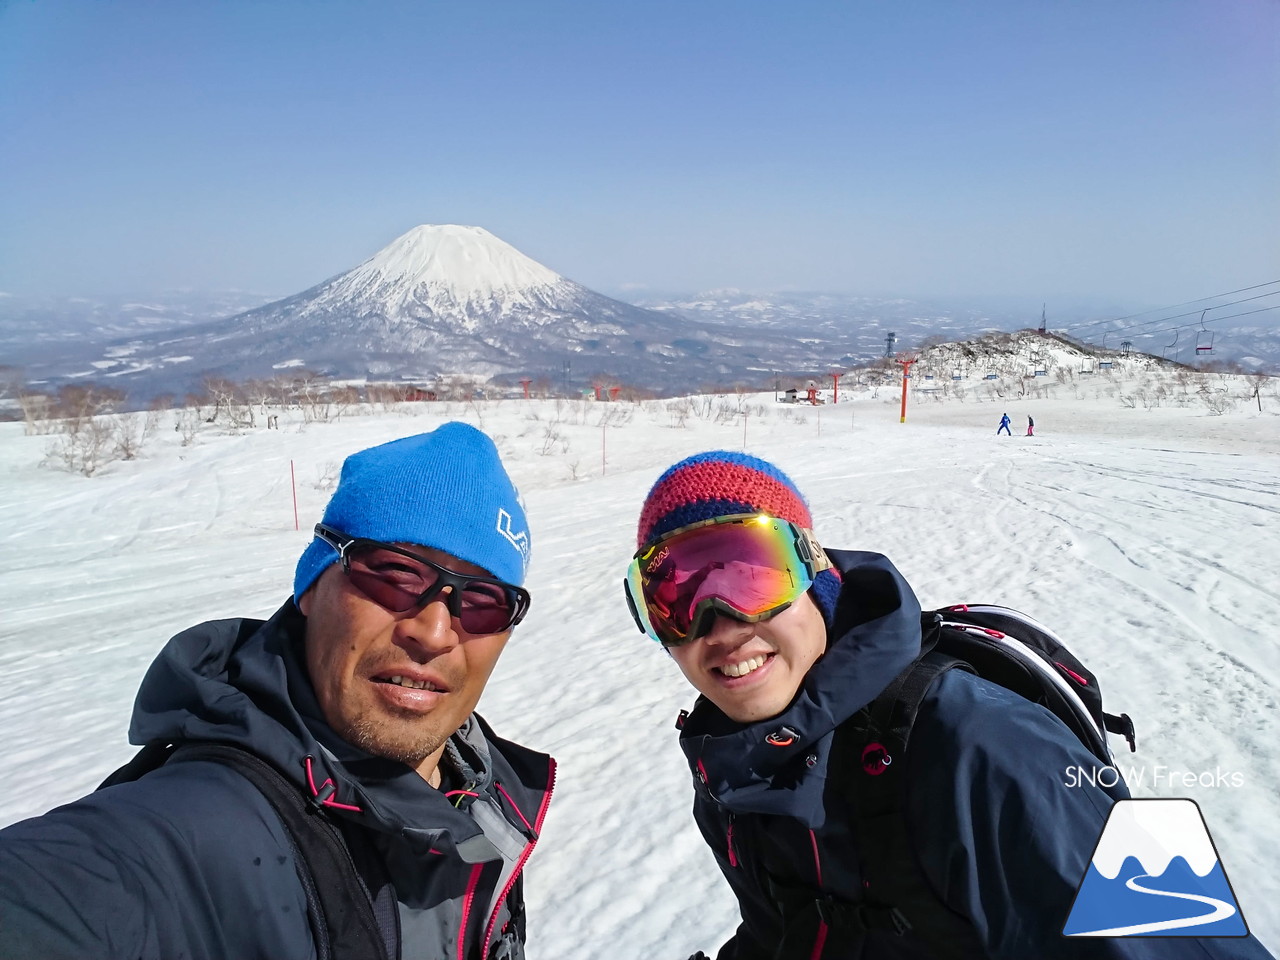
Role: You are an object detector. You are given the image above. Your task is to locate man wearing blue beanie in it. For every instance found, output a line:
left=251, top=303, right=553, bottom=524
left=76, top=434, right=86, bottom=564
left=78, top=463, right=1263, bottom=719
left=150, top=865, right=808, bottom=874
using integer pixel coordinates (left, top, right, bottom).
left=0, top=421, right=555, bottom=960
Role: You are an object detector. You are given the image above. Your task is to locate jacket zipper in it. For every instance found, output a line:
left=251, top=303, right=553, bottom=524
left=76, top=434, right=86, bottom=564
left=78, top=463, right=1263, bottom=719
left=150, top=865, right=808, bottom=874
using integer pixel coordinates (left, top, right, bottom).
left=456, top=863, right=485, bottom=960
left=479, top=757, right=557, bottom=959
left=726, top=812, right=738, bottom=868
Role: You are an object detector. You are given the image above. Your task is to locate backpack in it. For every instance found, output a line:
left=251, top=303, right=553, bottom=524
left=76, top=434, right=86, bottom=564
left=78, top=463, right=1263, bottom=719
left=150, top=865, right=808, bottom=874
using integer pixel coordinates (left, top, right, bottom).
left=98, top=742, right=392, bottom=960
left=801, top=604, right=1137, bottom=956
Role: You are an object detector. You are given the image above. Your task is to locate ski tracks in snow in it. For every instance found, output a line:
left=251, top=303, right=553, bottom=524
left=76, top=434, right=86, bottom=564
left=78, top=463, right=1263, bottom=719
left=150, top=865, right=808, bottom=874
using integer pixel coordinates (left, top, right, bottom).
left=966, top=437, right=1279, bottom=935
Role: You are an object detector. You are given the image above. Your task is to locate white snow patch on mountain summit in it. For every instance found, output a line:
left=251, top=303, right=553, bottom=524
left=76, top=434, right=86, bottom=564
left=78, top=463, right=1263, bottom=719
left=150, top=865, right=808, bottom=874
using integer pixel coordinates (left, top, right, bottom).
left=319, top=224, right=566, bottom=316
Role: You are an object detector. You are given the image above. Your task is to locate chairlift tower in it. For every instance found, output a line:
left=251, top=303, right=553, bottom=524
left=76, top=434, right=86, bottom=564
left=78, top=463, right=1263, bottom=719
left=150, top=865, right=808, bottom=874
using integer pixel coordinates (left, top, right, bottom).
left=1038, top=304, right=1047, bottom=335
left=884, top=332, right=897, bottom=358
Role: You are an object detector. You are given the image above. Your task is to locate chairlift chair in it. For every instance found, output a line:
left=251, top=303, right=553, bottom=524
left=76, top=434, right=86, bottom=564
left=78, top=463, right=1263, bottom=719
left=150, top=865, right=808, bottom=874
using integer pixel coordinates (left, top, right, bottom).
left=1195, top=310, right=1214, bottom=355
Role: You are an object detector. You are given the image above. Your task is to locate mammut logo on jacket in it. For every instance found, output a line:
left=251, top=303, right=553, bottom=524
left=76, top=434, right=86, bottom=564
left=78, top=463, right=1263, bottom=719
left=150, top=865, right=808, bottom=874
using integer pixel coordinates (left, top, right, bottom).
left=861, top=742, right=891, bottom=776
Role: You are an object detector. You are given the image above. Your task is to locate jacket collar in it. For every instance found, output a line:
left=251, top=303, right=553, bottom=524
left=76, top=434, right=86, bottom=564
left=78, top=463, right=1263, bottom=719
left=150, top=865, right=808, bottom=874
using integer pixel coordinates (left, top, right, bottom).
left=129, top=599, right=552, bottom=864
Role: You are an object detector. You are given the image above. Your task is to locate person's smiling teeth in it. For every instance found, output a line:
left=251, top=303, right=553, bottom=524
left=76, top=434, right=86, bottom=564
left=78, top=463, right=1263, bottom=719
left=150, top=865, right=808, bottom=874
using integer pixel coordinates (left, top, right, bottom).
left=718, top=655, right=767, bottom=678
left=384, top=676, right=439, bottom=691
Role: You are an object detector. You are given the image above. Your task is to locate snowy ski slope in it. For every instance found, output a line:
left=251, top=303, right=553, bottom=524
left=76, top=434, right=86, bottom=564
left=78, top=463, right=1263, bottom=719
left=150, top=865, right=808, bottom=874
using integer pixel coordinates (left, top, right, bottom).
left=1, top=385, right=1276, bottom=956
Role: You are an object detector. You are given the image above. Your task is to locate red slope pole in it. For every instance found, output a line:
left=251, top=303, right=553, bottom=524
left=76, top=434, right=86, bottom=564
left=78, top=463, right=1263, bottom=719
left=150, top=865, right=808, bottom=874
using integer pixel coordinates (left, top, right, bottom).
left=896, top=357, right=917, bottom=424
left=290, top=459, right=299, bottom=531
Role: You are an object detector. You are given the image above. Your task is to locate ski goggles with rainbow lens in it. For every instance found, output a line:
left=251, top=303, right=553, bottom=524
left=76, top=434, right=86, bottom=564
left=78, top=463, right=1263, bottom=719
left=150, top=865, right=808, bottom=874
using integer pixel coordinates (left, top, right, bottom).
left=623, top=513, right=831, bottom=647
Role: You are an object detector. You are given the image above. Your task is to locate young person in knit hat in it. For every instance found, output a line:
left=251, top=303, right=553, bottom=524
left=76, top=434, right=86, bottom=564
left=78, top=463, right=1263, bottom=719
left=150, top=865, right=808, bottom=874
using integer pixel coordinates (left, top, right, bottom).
left=0, top=422, right=555, bottom=960
left=626, top=451, right=1272, bottom=960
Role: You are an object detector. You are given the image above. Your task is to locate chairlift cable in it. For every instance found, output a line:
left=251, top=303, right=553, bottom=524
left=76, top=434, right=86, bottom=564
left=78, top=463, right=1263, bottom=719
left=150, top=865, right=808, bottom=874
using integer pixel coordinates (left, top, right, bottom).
left=1122, top=304, right=1279, bottom=346
left=1059, top=279, right=1280, bottom=337
left=1068, top=289, right=1280, bottom=341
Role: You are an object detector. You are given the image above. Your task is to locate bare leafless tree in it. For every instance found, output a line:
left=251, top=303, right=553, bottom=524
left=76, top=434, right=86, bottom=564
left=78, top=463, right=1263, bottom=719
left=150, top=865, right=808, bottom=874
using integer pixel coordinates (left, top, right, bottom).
left=44, top=415, right=115, bottom=476
left=18, top=391, right=58, bottom=435
left=201, top=376, right=256, bottom=428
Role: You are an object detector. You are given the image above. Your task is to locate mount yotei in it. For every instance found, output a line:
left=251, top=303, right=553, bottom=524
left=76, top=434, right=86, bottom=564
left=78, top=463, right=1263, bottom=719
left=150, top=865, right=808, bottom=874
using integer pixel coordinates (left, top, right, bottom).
left=12, top=225, right=1275, bottom=398
left=55, top=226, right=864, bottom=395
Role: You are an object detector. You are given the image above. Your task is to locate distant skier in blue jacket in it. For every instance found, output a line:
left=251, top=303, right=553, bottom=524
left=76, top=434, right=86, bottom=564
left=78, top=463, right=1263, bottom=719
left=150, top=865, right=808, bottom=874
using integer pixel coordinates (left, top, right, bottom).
left=623, top=451, right=1275, bottom=960
left=997, top=412, right=1012, bottom=435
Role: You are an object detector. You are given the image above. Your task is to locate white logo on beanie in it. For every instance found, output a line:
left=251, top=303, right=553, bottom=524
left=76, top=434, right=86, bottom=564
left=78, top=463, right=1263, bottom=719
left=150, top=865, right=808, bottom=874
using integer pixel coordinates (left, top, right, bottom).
left=496, top=508, right=531, bottom=569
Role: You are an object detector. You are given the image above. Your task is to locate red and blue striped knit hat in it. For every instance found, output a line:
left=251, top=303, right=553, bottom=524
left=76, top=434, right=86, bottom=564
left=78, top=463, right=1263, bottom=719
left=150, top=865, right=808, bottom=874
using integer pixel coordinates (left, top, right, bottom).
left=636, top=451, right=843, bottom=624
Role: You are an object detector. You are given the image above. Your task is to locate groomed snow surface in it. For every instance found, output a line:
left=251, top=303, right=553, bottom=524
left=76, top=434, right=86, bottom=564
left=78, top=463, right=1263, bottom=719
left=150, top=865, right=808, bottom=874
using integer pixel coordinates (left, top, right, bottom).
left=1, top=385, right=1277, bottom=956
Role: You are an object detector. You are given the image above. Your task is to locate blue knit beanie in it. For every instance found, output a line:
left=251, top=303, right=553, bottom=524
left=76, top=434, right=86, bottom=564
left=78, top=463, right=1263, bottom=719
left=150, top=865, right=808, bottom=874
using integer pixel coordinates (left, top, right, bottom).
left=293, top=422, right=530, bottom=601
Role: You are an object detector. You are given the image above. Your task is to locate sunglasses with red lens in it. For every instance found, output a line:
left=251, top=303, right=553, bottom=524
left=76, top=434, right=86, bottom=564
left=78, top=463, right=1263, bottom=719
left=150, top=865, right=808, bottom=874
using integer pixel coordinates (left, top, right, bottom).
left=314, top=524, right=530, bottom=634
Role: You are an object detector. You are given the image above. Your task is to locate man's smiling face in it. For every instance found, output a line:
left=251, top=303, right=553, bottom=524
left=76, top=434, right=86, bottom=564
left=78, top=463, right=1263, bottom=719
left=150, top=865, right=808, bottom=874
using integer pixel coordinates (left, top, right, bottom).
left=299, top=547, right=510, bottom=776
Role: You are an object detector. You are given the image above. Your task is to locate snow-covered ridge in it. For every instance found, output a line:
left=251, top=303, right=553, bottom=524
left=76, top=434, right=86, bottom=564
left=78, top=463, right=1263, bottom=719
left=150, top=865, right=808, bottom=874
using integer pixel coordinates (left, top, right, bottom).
left=318, top=225, right=567, bottom=314
left=8, top=228, right=1277, bottom=400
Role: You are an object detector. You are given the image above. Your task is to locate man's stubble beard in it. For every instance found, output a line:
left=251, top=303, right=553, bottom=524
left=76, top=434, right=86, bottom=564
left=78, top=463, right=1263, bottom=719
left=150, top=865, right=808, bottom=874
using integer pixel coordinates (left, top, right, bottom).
left=339, top=712, right=450, bottom=770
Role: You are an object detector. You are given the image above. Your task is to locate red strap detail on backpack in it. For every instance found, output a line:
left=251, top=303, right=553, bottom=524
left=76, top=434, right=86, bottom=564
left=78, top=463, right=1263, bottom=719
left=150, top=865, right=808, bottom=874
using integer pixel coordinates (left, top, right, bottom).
left=1055, top=662, right=1089, bottom=685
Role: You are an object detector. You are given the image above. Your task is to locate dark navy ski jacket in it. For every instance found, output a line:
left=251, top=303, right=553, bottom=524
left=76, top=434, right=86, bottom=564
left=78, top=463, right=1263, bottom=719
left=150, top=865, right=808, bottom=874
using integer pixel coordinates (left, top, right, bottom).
left=0, top=600, right=555, bottom=960
left=679, top=551, right=1273, bottom=960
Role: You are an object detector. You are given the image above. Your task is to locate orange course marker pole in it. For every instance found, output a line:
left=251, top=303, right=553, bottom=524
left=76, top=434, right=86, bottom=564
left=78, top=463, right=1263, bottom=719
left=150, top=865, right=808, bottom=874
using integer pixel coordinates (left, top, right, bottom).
left=897, top=357, right=917, bottom=423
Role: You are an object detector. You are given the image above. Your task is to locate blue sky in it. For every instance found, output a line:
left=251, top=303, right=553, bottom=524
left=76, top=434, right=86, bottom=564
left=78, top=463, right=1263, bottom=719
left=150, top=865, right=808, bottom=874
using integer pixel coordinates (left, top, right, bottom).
left=1, top=0, right=1276, bottom=303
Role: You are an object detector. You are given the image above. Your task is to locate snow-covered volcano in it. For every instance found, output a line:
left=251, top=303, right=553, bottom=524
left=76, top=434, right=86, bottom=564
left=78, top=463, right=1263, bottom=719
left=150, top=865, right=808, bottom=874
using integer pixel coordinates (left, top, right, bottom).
left=224, top=223, right=645, bottom=345
left=308, top=224, right=570, bottom=328
left=68, top=225, right=847, bottom=394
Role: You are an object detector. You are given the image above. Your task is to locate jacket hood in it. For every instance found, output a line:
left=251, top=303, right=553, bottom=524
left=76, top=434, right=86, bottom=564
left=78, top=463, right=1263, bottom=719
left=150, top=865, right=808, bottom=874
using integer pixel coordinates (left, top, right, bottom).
left=678, top=550, right=922, bottom=827
left=129, top=599, right=547, bottom=866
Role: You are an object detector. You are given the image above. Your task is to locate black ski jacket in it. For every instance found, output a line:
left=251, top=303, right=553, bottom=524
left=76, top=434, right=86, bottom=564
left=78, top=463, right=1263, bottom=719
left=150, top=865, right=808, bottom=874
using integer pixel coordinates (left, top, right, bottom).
left=0, top=600, right=555, bottom=960
left=679, top=551, right=1272, bottom=960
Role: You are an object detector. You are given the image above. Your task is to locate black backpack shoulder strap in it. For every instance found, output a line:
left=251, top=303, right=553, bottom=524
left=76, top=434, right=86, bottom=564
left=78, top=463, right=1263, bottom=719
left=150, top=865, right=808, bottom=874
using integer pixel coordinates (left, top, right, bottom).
left=163, top=743, right=391, bottom=960
left=836, top=626, right=984, bottom=956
